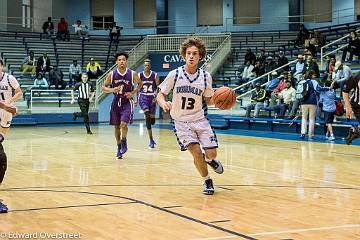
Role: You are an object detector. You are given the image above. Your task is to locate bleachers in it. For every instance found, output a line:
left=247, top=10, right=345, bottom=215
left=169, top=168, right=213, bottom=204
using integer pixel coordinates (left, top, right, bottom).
left=0, top=31, right=142, bottom=112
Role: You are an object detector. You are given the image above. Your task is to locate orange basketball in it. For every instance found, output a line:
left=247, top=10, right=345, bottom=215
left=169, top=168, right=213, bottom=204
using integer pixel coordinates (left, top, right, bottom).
left=213, top=86, right=236, bottom=110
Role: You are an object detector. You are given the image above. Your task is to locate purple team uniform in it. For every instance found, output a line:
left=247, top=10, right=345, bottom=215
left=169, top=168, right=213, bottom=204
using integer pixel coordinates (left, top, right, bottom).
left=110, top=68, right=134, bottom=125
left=139, top=71, right=157, bottom=115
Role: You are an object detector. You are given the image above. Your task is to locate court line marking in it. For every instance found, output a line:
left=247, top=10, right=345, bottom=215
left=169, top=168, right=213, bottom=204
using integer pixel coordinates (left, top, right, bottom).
left=248, top=224, right=360, bottom=236
left=1, top=183, right=359, bottom=191
left=209, top=220, right=231, bottom=224
left=10, top=201, right=137, bottom=212
left=3, top=188, right=257, bottom=240
left=163, top=205, right=183, bottom=209
left=191, top=224, right=360, bottom=240
left=28, top=132, right=360, bottom=189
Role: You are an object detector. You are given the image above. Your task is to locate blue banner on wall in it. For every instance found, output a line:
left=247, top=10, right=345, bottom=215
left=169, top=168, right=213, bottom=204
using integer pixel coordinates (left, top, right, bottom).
left=145, top=52, right=212, bottom=77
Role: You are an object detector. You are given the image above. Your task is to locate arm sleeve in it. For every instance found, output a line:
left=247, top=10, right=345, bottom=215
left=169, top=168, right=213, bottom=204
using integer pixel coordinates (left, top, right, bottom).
left=313, top=80, right=329, bottom=92
left=158, top=70, right=176, bottom=95
left=338, top=68, right=351, bottom=82
left=203, top=73, right=214, bottom=98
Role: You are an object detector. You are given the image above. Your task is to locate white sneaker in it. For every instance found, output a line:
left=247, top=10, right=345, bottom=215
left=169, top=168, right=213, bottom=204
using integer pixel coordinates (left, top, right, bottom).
left=328, top=135, right=335, bottom=141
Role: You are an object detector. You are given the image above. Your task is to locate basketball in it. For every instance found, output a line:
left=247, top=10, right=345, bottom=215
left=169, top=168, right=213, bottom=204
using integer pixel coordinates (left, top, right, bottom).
left=213, top=86, right=237, bottom=110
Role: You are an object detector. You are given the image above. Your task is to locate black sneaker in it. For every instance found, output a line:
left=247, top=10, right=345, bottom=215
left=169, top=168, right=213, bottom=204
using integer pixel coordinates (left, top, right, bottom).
left=0, top=201, right=8, bottom=213
left=346, top=128, right=360, bottom=145
left=203, top=179, right=214, bottom=195
left=72, top=113, right=77, bottom=121
left=207, top=159, right=224, bottom=174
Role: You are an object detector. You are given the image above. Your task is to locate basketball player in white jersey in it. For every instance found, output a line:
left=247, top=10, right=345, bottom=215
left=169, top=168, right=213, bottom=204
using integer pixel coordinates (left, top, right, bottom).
left=157, top=37, right=224, bottom=195
left=0, top=58, right=22, bottom=213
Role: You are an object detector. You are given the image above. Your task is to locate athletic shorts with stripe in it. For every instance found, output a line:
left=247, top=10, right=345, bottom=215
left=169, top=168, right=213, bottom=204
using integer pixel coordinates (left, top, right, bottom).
left=173, top=118, right=218, bottom=151
left=0, top=108, right=13, bottom=128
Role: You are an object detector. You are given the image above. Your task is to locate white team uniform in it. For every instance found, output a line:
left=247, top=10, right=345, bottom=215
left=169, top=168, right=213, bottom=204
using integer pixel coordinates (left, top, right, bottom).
left=159, top=66, right=218, bottom=150
left=0, top=73, right=19, bottom=128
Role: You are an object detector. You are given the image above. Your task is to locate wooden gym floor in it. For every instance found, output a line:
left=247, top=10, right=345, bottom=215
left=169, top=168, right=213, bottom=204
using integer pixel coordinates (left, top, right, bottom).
left=0, top=123, right=359, bottom=240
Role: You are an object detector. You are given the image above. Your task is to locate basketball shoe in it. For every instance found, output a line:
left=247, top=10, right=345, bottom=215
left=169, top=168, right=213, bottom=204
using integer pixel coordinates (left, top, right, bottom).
left=0, top=201, right=8, bottom=213
left=116, top=144, right=122, bottom=160
left=120, top=138, right=128, bottom=155
left=203, top=179, right=214, bottom=195
left=204, top=154, right=224, bottom=174
left=148, top=139, right=156, bottom=149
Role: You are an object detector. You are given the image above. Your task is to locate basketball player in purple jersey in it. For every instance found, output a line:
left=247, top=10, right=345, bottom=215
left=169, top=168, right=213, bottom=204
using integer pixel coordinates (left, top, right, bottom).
left=157, top=38, right=224, bottom=195
left=138, top=59, right=160, bottom=149
left=102, top=52, right=142, bottom=159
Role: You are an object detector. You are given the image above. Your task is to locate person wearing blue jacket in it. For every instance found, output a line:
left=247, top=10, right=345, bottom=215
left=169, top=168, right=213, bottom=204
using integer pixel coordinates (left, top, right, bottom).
left=319, top=81, right=336, bottom=141
left=300, top=70, right=331, bottom=140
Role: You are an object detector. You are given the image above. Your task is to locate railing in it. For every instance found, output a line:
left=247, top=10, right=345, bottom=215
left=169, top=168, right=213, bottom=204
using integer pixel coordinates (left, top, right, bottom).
left=320, top=29, right=360, bottom=68
left=233, top=59, right=298, bottom=101
left=29, top=89, right=76, bottom=112
left=200, top=34, right=231, bottom=75
left=95, top=37, right=148, bottom=107
left=95, top=33, right=231, bottom=107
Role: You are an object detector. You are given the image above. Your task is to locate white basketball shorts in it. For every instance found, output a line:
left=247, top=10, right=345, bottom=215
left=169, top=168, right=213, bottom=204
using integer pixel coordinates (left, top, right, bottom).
left=173, top=118, right=218, bottom=151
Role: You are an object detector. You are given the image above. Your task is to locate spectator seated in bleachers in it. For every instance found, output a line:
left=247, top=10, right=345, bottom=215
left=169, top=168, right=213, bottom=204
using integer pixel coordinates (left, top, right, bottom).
left=21, top=50, right=36, bottom=77
left=49, top=65, right=66, bottom=90
left=277, top=51, right=289, bottom=73
left=23, top=73, right=49, bottom=100
left=72, top=20, right=89, bottom=39
left=304, top=31, right=318, bottom=57
left=86, top=58, right=102, bottom=80
left=256, top=49, right=267, bottom=66
left=305, top=56, right=320, bottom=78
left=292, top=54, right=307, bottom=82
left=263, top=56, right=277, bottom=82
left=244, top=48, right=256, bottom=65
left=239, top=61, right=255, bottom=85
left=42, top=17, right=55, bottom=38
left=108, top=22, right=122, bottom=43
left=272, top=80, right=296, bottom=119
left=36, top=52, right=51, bottom=76
left=269, top=71, right=288, bottom=106
left=341, top=31, right=360, bottom=63
left=245, top=82, right=267, bottom=118
left=332, top=61, right=352, bottom=91
left=322, top=55, right=336, bottom=82
left=69, top=60, right=82, bottom=87
left=295, top=24, right=309, bottom=47
left=252, top=61, right=264, bottom=79
left=266, top=72, right=280, bottom=94
left=57, top=17, right=70, bottom=41
left=33, top=73, right=49, bottom=89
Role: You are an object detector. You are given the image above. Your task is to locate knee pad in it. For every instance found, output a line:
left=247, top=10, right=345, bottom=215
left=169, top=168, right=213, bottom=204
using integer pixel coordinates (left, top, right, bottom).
left=0, top=152, right=7, bottom=184
left=144, top=112, right=151, bottom=130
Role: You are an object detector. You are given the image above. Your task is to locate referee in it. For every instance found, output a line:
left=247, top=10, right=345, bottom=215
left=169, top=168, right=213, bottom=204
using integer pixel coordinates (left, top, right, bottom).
left=342, top=73, right=360, bottom=145
left=71, top=73, right=95, bottom=134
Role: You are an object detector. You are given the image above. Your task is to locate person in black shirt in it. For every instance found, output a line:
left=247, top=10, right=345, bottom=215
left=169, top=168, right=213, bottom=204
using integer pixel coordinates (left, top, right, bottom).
left=342, top=73, right=360, bottom=144
left=71, top=73, right=95, bottom=134
left=342, top=31, right=360, bottom=62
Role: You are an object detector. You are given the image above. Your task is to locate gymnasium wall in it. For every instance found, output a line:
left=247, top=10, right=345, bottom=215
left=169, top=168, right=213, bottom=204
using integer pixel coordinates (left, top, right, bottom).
left=65, top=0, right=356, bottom=35
left=0, top=0, right=7, bottom=31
